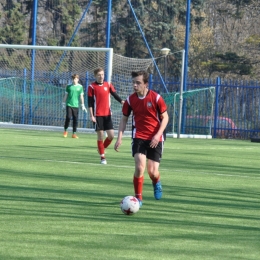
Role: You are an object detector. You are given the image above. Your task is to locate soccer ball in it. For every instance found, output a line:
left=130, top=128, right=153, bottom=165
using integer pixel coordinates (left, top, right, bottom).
left=120, top=196, right=140, bottom=215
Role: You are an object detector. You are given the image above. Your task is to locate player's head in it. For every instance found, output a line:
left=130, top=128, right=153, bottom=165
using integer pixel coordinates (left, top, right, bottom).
left=94, top=67, right=104, bottom=76
left=71, top=74, right=79, bottom=84
left=131, top=71, right=149, bottom=84
left=94, top=67, right=105, bottom=84
left=72, top=74, right=79, bottom=79
left=131, top=71, right=149, bottom=95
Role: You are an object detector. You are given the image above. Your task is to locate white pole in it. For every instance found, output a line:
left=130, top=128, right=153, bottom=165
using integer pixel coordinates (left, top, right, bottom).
left=172, top=93, right=177, bottom=137
left=107, top=48, right=113, bottom=83
left=0, top=44, right=112, bottom=52
left=178, top=50, right=185, bottom=138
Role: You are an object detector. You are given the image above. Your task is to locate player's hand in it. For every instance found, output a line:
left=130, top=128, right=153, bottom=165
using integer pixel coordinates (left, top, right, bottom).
left=62, top=102, right=66, bottom=110
left=121, top=100, right=125, bottom=105
left=81, top=104, right=87, bottom=113
left=90, top=115, right=96, bottom=123
left=114, top=140, right=122, bottom=152
left=150, top=135, right=160, bottom=148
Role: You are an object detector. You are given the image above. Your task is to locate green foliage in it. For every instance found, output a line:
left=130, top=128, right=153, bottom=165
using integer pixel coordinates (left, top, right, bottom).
left=246, top=35, right=260, bottom=45
left=227, top=0, right=252, bottom=6
left=224, top=0, right=252, bottom=19
left=192, top=0, right=206, bottom=9
left=79, top=0, right=112, bottom=47
left=46, top=37, right=60, bottom=46
left=206, top=52, right=253, bottom=75
left=0, top=50, right=31, bottom=69
left=56, top=0, right=81, bottom=46
left=114, top=0, right=205, bottom=77
left=0, top=3, right=26, bottom=44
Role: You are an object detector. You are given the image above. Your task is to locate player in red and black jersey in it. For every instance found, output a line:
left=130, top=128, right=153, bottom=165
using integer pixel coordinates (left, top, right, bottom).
left=88, top=67, right=124, bottom=164
left=114, top=71, right=169, bottom=207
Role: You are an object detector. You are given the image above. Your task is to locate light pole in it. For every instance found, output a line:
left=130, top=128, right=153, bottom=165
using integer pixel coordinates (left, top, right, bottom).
left=160, top=48, right=171, bottom=83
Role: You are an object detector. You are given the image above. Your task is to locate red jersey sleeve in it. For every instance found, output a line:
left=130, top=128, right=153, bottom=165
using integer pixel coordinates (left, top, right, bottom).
left=157, top=95, right=168, bottom=115
left=122, top=97, right=132, bottom=117
left=87, top=84, right=94, bottom=97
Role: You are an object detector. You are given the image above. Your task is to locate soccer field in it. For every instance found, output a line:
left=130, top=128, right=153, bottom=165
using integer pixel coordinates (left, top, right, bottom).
left=0, top=129, right=259, bottom=260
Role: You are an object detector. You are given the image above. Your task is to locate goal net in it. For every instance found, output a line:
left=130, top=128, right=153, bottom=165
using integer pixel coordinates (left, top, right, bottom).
left=162, top=87, right=215, bottom=138
left=0, top=44, right=153, bottom=132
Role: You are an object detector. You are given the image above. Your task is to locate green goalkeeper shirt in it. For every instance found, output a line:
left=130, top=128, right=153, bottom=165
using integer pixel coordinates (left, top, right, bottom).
left=65, top=83, right=84, bottom=108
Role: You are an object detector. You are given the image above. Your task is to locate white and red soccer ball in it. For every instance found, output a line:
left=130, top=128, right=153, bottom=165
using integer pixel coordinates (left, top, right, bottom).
left=120, top=196, right=140, bottom=215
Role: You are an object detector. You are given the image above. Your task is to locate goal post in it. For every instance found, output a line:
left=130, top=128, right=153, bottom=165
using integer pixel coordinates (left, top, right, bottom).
left=0, top=44, right=114, bottom=82
left=0, top=44, right=154, bottom=131
left=162, top=87, right=215, bottom=139
left=0, top=44, right=114, bottom=128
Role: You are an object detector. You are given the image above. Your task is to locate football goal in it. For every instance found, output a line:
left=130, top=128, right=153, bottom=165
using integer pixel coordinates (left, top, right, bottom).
left=0, top=44, right=153, bottom=132
left=162, top=87, right=215, bottom=138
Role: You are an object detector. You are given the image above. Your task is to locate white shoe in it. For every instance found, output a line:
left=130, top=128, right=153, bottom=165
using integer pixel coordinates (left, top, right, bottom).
left=101, top=159, right=107, bottom=165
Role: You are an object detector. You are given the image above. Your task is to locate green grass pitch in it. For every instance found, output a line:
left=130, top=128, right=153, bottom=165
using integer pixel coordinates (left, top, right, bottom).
left=0, top=128, right=259, bottom=259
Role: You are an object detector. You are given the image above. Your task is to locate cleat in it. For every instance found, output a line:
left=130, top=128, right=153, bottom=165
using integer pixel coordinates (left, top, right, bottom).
left=153, top=181, right=162, bottom=200
left=101, top=158, right=107, bottom=165
left=137, top=199, right=142, bottom=208
left=63, top=131, right=68, bottom=138
left=72, top=134, right=78, bottom=139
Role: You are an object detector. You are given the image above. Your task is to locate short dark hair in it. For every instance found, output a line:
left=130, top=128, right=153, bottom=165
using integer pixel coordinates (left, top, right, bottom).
left=94, top=67, right=104, bottom=76
left=71, top=74, right=79, bottom=79
left=131, top=71, right=149, bottom=83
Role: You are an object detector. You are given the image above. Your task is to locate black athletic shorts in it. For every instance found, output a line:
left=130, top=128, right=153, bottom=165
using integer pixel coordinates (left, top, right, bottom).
left=132, top=138, right=163, bottom=163
left=94, top=115, right=114, bottom=131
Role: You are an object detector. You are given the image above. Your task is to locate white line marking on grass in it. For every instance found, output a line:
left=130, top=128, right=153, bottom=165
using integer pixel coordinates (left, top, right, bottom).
left=0, top=156, right=131, bottom=168
left=44, top=159, right=134, bottom=168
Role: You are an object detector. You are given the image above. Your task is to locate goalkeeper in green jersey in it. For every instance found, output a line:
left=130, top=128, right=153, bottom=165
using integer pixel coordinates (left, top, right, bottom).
left=62, top=74, right=87, bottom=138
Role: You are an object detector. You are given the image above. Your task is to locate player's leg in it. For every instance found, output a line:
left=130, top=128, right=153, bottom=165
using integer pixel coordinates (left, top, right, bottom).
left=147, top=142, right=163, bottom=200
left=96, top=117, right=106, bottom=164
left=97, top=129, right=105, bottom=149
left=104, top=116, right=114, bottom=148
left=147, top=160, right=160, bottom=180
left=97, top=130, right=106, bottom=162
left=63, top=106, right=72, bottom=137
left=71, top=107, right=79, bottom=138
left=104, top=129, right=114, bottom=148
left=72, top=107, right=79, bottom=133
left=132, top=138, right=147, bottom=206
left=133, top=153, right=146, bottom=206
left=147, top=159, right=162, bottom=199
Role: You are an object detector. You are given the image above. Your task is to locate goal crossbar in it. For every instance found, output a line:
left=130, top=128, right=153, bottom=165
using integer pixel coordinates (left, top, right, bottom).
left=0, top=44, right=113, bottom=83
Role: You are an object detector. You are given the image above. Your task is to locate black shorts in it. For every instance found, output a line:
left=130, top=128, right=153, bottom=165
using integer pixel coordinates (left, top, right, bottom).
left=94, top=115, right=114, bottom=131
left=132, top=138, right=163, bottom=163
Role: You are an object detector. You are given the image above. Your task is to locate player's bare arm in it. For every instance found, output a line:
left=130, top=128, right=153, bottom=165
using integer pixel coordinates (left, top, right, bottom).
left=89, top=107, right=96, bottom=123
left=150, top=111, right=169, bottom=148
left=80, top=94, right=83, bottom=104
left=114, top=115, right=128, bottom=152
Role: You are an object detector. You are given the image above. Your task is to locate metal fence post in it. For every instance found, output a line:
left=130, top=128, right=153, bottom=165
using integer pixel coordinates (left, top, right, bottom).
left=83, top=71, right=89, bottom=128
left=213, top=77, right=220, bottom=138
left=22, top=68, right=27, bottom=124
